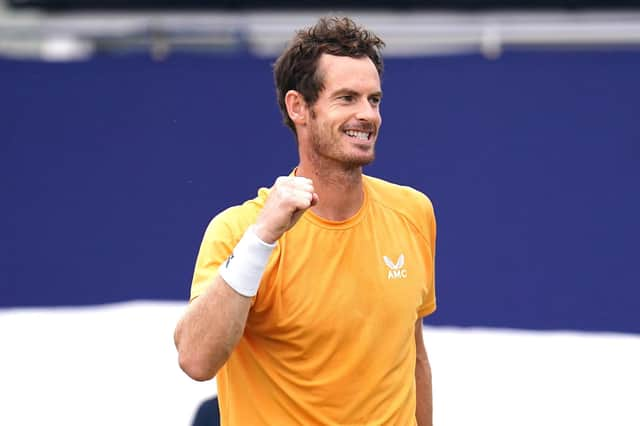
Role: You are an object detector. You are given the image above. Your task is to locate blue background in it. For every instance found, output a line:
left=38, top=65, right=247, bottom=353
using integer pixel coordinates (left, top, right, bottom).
left=1, top=50, right=638, bottom=333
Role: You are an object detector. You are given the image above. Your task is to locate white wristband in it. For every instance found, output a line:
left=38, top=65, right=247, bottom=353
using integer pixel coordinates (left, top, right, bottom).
left=218, top=225, right=276, bottom=297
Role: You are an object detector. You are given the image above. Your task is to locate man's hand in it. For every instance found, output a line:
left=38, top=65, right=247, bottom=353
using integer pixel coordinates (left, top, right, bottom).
left=254, top=176, right=319, bottom=244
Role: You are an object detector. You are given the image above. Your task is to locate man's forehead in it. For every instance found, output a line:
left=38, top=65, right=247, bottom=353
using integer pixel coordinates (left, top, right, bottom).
left=317, top=54, right=380, bottom=91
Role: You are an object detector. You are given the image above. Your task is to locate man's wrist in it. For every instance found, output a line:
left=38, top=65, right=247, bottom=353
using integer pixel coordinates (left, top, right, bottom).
left=252, top=223, right=279, bottom=245
left=218, top=225, right=276, bottom=297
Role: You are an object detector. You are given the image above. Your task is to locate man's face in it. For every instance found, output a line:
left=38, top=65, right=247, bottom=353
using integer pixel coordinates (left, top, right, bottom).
left=305, top=53, right=382, bottom=168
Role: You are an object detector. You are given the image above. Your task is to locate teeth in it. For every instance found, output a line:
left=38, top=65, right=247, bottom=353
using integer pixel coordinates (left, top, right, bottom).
left=345, top=130, right=370, bottom=140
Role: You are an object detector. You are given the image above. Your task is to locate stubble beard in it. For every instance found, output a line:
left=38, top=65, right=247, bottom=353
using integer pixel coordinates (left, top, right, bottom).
left=308, top=117, right=376, bottom=171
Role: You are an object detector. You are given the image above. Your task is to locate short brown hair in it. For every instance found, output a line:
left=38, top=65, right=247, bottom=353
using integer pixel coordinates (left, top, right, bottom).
left=273, top=16, right=385, bottom=133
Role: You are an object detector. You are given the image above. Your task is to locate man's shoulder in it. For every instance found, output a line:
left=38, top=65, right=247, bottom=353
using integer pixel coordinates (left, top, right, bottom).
left=364, top=174, right=436, bottom=242
left=364, top=174, right=434, bottom=217
left=203, top=186, right=270, bottom=242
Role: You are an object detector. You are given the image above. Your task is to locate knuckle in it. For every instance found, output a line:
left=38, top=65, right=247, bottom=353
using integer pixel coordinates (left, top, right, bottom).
left=274, top=176, right=289, bottom=187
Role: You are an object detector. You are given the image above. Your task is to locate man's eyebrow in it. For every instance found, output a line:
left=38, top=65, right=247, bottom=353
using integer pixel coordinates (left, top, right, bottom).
left=330, top=88, right=359, bottom=97
left=330, top=88, right=383, bottom=98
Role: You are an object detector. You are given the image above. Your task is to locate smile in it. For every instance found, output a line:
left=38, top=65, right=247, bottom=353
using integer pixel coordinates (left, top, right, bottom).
left=344, top=129, right=371, bottom=141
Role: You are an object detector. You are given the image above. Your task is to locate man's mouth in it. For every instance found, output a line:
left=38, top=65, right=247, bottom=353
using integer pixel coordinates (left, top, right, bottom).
left=344, top=129, right=372, bottom=141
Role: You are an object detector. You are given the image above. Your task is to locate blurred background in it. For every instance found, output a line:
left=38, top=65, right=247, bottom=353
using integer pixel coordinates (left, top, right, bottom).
left=1, top=0, right=639, bottom=425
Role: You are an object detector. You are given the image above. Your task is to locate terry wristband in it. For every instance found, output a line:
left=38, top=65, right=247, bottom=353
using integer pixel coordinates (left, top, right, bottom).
left=218, top=225, right=276, bottom=297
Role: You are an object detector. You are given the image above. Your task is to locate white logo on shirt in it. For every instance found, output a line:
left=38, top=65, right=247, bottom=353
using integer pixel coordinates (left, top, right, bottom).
left=383, top=254, right=407, bottom=280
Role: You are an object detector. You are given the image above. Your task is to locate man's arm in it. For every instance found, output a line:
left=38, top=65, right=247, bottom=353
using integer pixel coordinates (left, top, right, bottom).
left=174, top=176, right=318, bottom=381
left=415, top=318, right=433, bottom=426
left=174, top=275, right=252, bottom=381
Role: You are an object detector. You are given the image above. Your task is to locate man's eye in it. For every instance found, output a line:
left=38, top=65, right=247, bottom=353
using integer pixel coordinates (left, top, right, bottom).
left=340, top=95, right=354, bottom=102
left=370, top=97, right=381, bottom=105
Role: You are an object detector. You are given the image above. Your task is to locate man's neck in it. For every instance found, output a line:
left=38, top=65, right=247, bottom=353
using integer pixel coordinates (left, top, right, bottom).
left=296, top=160, right=364, bottom=222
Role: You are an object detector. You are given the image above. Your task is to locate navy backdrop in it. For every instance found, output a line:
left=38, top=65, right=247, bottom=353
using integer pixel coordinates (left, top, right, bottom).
left=1, top=50, right=638, bottom=333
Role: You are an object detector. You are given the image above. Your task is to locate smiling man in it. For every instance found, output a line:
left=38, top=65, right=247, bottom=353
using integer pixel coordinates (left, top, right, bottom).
left=174, top=17, right=437, bottom=426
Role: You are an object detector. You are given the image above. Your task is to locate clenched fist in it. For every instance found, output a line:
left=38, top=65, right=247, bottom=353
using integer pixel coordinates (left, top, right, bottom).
left=254, top=176, right=319, bottom=244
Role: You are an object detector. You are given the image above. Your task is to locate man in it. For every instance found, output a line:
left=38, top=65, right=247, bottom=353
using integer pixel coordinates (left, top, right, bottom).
left=174, top=16, right=437, bottom=426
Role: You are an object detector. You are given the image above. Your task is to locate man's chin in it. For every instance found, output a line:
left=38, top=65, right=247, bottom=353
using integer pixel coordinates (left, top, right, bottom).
left=344, top=152, right=375, bottom=168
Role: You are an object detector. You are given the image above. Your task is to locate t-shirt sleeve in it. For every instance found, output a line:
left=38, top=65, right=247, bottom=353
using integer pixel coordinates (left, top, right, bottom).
left=189, top=188, right=270, bottom=303
left=416, top=195, right=437, bottom=319
left=190, top=209, right=239, bottom=302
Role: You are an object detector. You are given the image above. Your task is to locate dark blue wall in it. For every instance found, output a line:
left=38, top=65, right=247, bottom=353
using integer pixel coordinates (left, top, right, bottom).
left=1, top=50, right=638, bottom=333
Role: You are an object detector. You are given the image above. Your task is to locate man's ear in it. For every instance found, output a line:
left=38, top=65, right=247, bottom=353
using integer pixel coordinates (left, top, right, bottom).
left=284, top=90, right=307, bottom=126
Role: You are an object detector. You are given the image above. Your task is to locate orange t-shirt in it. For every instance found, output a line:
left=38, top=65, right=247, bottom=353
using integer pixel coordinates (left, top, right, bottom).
left=190, top=174, right=437, bottom=425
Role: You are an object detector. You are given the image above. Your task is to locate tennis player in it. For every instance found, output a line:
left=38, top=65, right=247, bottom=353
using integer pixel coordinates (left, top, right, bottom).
left=175, top=16, right=437, bottom=426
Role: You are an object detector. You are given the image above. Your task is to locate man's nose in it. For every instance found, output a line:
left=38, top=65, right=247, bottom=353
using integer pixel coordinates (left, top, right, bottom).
left=355, top=99, right=380, bottom=122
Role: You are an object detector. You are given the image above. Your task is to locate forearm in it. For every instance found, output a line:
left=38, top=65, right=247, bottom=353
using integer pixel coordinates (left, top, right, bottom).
left=415, top=353, right=433, bottom=426
left=415, top=320, right=433, bottom=426
left=174, top=275, right=252, bottom=381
